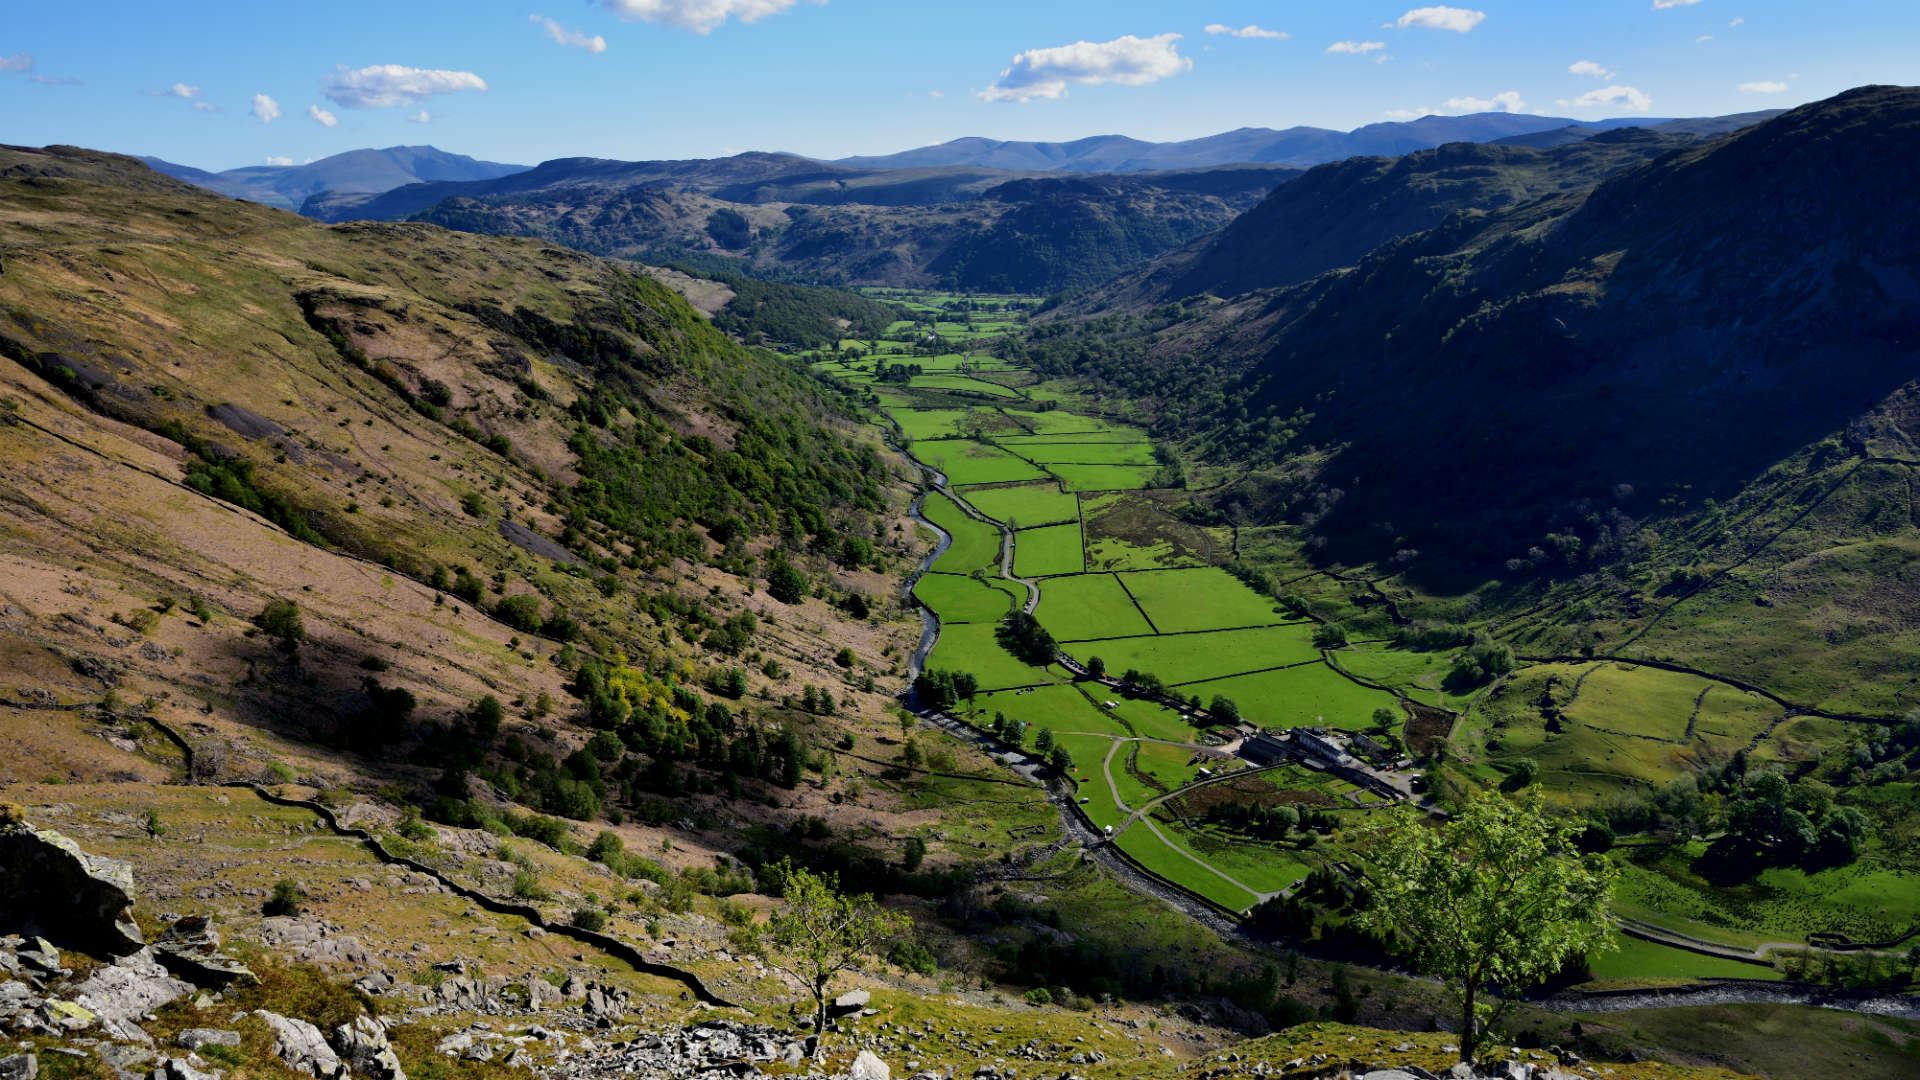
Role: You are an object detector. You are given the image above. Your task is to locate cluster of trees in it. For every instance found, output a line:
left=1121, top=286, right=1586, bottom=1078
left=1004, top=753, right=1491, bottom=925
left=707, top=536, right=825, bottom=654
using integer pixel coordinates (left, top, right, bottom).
left=1721, top=771, right=1870, bottom=868
left=912, top=668, right=979, bottom=712
left=1200, top=800, right=1338, bottom=841
left=997, top=611, right=1057, bottom=666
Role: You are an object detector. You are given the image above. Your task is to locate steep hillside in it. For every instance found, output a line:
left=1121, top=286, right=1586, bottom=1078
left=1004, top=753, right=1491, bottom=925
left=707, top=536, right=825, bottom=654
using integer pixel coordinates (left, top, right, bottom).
left=143, top=144, right=527, bottom=210
left=0, top=143, right=934, bottom=818
left=1122, top=127, right=1708, bottom=302
left=1024, top=86, right=1920, bottom=712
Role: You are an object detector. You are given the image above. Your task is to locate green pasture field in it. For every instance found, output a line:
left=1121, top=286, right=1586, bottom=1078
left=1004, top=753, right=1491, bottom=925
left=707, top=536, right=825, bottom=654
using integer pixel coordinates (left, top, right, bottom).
left=1080, top=624, right=1322, bottom=685
left=997, top=432, right=1153, bottom=445
left=1182, top=664, right=1399, bottom=731
left=911, top=374, right=1020, bottom=398
left=1005, top=410, right=1125, bottom=436
left=921, top=491, right=1001, bottom=575
left=1012, top=522, right=1085, bottom=577
left=1582, top=937, right=1783, bottom=984
left=1331, top=644, right=1481, bottom=712
left=1127, top=740, right=1211, bottom=797
left=1118, top=567, right=1290, bottom=633
left=890, top=408, right=977, bottom=441
left=1097, top=694, right=1207, bottom=744
left=1058, top=736, right=1128, bottom=827
left=914, top=572, right=1020, bottom=623
left=922, top=442, right=1047, bottom=486
left=1565, top=663, right=1715, bottom=742
left=979, top=684, right=1133, bottom=740
left=1116, top=824, right=1259, bottom=912
left=1173, top=823, right=1315, bottom=895
left=1612, top=843, right=1920, bottom=946
left=959, top=482, right=1080, bottom=528
left=1016, top=442, right=1159, bottom=466
left=928, top=621, right=1064, bottom=691
left=1035, top=572, right=1155, bottom=641
left=1048, top=463, right=1162, bottom=492
left=1689, top=685, right=1784, bottom=755
left=1751, top=714, right=1854, bottom=768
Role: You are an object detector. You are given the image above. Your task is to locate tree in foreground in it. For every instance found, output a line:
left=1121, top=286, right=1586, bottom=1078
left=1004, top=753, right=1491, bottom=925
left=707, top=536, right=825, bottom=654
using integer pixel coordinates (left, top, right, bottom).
left=762, top=863, right=909, bottom=1052
left=1352, top=790, right=1616, bottom=1063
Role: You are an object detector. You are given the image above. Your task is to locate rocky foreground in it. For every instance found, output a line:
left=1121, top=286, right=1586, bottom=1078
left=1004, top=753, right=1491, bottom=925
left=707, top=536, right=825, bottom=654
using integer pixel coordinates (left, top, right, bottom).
left=0, top=818, right=1727, bottom=1080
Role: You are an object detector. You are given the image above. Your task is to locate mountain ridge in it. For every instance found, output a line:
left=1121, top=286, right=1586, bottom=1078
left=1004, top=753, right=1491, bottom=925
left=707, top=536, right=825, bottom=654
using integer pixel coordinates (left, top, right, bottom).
left=138, top=143, right=527, bottom=211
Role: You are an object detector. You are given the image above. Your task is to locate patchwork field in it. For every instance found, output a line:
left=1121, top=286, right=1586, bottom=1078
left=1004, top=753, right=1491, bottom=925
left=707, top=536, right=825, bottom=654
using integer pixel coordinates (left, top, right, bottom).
left=1049, top=463, right=1163, bottom=492
left=928, top=621, right=1061, bottom=690
left=1012, top=521, right=1086, bottom=577
left=915, top=571, right=1020, bottom=623
left=1119, top=567, right=1291, bottom=633
left=1035, top=572, right=1156, bottom=641
left=1180, top=664, right=1400, bottom=731
left=922, top=490, right=1002, bottom=574
left=924, top=442, right=1048, bottom=486
left=1080, top=625, right=1323, bottom=686
left=958, top=482, right=1080, bottom=528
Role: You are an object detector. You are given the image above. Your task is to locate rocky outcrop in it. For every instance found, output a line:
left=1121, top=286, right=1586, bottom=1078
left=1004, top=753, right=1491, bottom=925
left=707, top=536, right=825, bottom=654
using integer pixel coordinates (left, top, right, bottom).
left=0, top=823, right=145, bottom=955
left=254, top=1010, right=345, bottom=1079
left=334, top=1016, right=407, bottom=1080
left=72, top=948, right=194, bottom=1039
left=153, top=917, right=254, bottom=989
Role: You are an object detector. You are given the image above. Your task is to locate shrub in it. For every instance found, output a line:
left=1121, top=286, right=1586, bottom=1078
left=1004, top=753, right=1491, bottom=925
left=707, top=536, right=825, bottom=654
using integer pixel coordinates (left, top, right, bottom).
left=258, top=599, right=306, bottom=650
left=570, top=907, right=608, bottom=932
left=495, top=593, right=544, bottom=632
left=263, top=878, right=304, bottom=917
left=1024, top=987, right=1052, bottom=1006
left=511, top=870, right=552, bottom=901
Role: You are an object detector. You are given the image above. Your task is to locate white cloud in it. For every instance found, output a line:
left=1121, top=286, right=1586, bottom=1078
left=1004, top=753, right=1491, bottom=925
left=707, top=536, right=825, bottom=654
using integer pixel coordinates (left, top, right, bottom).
left=1738, top=80, right=1788, bottom=93
left=191, top=101, right=216, bottom=113
left=1384, top=107, right=1432, bottom=120
left=928, top=89, right=943, bottom=98
left=1569, top=60, right=1613, bottom=79
left=979, top=33, right=1191, bottom=103
left=1697, top=35, right=1714, bottom=42
left=600, top=0, right=819, bottom=35
left=1393, top=7, right=1485, bottom=33
left=264, top=156, right=293, bottom=166
left=323, top=65, right=488, bottom=109
left=407, top=110, right=432, bottom=123
left=1559, top=84, right=1653, bottom=111
left=0, top=52, right=33, bottom=72
left=1326, top=40, right=1386, bottom=55
left=155, top=82, right=202, bottom=98
left=531, top=14, right=608, bottom=53
left=1444, top=90, right=1525, bottom=113
left=1651, top=0, right=1701, bottom=8
left=1729, top=17, right=1745, bottom=27
left=307, top=104, right=338, bottom=127
left=1204, top=24, right=1286, bottom=39
left=30, top=74, right=81, bottom=86
left=251, top=93, right=281, bottom=123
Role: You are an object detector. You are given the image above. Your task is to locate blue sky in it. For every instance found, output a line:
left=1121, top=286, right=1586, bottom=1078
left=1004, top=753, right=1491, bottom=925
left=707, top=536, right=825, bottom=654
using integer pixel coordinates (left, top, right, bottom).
left=3, top=1, right=1914, bottom=170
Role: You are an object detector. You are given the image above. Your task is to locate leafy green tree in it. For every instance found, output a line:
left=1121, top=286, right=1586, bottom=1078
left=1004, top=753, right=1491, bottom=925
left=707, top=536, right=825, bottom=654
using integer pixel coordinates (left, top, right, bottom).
left=1311, top=621, right=1348, bottom=648
left=1209, top=696, right=1241, bottom=725
left=470, top=695, right=504, bottom=744
left=1726, top=771, right=1816, bottom=862
left=760, top=865, right=909, bottom=1051
left=1048, top=744, right=1074, bottom=773
left=767, top=559, right=809, bottom=605
left=258, top=598, right=305, bottom=651
left=1033, top=727, right=1055, bottom=754
left=903, top=835, right=927, bottom=872
left=1085, top=655, right=1106, bottom=679
left=1352, top=791, right=1616, bottom=1064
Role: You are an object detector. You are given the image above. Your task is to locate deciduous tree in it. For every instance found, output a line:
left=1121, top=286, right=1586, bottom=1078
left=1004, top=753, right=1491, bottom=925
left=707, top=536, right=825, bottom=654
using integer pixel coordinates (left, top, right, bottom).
left=1352, top=791, right=1616, bottom=1063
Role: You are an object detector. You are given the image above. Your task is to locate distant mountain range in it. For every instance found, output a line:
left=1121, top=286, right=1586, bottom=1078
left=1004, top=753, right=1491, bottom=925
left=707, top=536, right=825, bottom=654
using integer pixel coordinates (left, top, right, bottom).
left=829, top=111, right=1785, bottom=172
left=137, top=145, right=526, bottom=211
